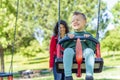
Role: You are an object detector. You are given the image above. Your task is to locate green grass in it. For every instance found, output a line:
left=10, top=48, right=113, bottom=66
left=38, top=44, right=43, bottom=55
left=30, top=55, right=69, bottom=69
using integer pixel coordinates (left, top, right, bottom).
left=102, top=51, right=120, bottom=66
left=5, top=52, right=49, bottom=72
left=3, top=51, right=120, bottom=80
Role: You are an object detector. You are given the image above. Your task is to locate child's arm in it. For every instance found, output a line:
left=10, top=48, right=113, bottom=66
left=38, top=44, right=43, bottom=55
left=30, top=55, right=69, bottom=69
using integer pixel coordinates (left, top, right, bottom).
left=84, top=33, right=96, bottom=51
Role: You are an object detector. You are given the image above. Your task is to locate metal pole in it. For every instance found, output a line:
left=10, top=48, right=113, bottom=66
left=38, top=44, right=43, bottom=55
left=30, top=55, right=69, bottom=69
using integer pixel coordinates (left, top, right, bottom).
left=96, top=0, right=101, bottom=40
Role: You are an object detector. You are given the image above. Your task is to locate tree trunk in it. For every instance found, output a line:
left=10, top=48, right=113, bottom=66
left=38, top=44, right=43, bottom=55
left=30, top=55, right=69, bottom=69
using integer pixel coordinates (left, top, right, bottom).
left=0, top=45, right=4, bottom=72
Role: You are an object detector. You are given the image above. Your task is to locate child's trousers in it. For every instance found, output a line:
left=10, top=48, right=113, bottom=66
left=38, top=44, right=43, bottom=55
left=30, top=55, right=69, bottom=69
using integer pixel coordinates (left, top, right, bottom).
left=63, top=48, right=95, bottom=77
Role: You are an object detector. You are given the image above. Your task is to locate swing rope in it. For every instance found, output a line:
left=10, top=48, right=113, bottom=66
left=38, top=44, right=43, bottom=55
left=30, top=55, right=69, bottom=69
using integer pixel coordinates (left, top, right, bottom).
left=56, top=0, right=103, bottom=77
left=96, top=0, right=101, bottom=40
left=9, top=0, right=19, bottom=73
left=58, top=0, right=61, bottom=40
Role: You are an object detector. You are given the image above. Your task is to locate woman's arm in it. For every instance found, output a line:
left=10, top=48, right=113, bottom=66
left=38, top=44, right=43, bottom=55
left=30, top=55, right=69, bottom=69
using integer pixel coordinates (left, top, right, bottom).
left=49, top=36, right=57, bottom=69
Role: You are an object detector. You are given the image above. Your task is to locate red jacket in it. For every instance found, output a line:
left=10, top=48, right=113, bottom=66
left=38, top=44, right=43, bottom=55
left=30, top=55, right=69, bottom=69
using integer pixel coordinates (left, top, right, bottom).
left=49, top=35, right=58, bottom=68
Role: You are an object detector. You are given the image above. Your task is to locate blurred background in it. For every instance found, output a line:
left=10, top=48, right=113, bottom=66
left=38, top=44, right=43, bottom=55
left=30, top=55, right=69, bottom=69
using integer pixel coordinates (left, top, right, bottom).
left=0, top=0, right=120, bottom=80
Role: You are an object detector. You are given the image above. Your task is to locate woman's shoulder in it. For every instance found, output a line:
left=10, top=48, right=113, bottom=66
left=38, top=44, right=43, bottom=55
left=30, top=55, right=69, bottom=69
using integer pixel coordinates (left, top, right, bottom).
left=51, top=34, right=58, bottom=39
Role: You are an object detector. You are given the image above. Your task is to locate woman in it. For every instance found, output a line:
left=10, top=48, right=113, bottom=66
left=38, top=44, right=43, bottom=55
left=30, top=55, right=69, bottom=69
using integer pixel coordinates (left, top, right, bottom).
left=49, top=20, right=69, bottom=80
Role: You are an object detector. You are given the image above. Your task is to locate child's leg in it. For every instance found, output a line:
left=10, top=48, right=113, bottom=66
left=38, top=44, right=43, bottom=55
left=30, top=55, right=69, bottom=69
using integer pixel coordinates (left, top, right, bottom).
left=63, top=48, right=75, bottom=77
left=83, top=48, right=95, bottom=76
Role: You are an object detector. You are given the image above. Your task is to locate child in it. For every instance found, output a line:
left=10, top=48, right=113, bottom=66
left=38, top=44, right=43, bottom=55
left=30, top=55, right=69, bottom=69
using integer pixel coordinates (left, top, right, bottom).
left=62, top=12, right=95, bottom=80
left=49, top=20, right=69, bottom=80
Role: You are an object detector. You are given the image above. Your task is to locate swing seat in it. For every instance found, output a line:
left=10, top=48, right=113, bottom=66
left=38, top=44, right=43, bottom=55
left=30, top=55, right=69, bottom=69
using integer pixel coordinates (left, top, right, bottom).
left=0, top=72, right=13, bottom=77
left=55, top=36, right=104, bottom=73
left=0, top=72, right=13, bottom=80
left=56, top=57, right=103, bottom=73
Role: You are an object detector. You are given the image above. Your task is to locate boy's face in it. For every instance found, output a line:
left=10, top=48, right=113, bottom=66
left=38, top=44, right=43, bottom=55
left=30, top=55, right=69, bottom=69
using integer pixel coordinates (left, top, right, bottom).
left=71, top=14, right=86, bottom=31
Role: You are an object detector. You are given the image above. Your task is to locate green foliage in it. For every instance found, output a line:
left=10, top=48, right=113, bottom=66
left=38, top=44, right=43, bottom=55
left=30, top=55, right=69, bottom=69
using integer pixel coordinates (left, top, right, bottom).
left=112, top=1, right=120, bottom=26
left=1, top=0, right=119, bottom=57
left=0, top=1, right=16, bottom=48
left=101, top=2, right=120, bottom=52
left=101, top=27, right=120, bottom=51
left=18, top=40, right=42, bottom=57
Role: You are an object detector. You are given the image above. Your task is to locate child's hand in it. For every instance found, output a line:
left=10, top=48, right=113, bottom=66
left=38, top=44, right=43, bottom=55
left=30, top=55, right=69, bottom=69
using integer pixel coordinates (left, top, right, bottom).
left=84, top=34, right=90, bottom=38
left=68, top=34, right=75, bottom=39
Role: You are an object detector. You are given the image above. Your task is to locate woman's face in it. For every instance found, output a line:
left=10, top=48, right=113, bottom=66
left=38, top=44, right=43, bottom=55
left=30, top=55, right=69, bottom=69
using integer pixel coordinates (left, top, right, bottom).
left=60, top=24, right=66, bottom=35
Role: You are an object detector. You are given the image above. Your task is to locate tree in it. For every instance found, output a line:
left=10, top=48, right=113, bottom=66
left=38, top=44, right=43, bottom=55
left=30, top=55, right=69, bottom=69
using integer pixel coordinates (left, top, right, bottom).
left=0, top=0, right=107, bottom=57
left=112, top=1, right=120, bottom=26
left=101, top=1, right=120, bottom=52
left=101, top=27, right=120, bottom=51
left=0, top=0, right=17, bottom=72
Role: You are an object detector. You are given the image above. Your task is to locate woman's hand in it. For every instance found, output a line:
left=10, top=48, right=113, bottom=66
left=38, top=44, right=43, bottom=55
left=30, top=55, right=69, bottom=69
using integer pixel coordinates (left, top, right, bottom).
left=49, top=67, right=53, bottom=72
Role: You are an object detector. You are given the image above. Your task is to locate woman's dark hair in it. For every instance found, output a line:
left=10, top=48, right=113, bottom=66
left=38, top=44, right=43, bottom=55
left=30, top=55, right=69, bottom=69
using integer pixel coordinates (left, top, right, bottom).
left=53, top=20, right=69, bottom=36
